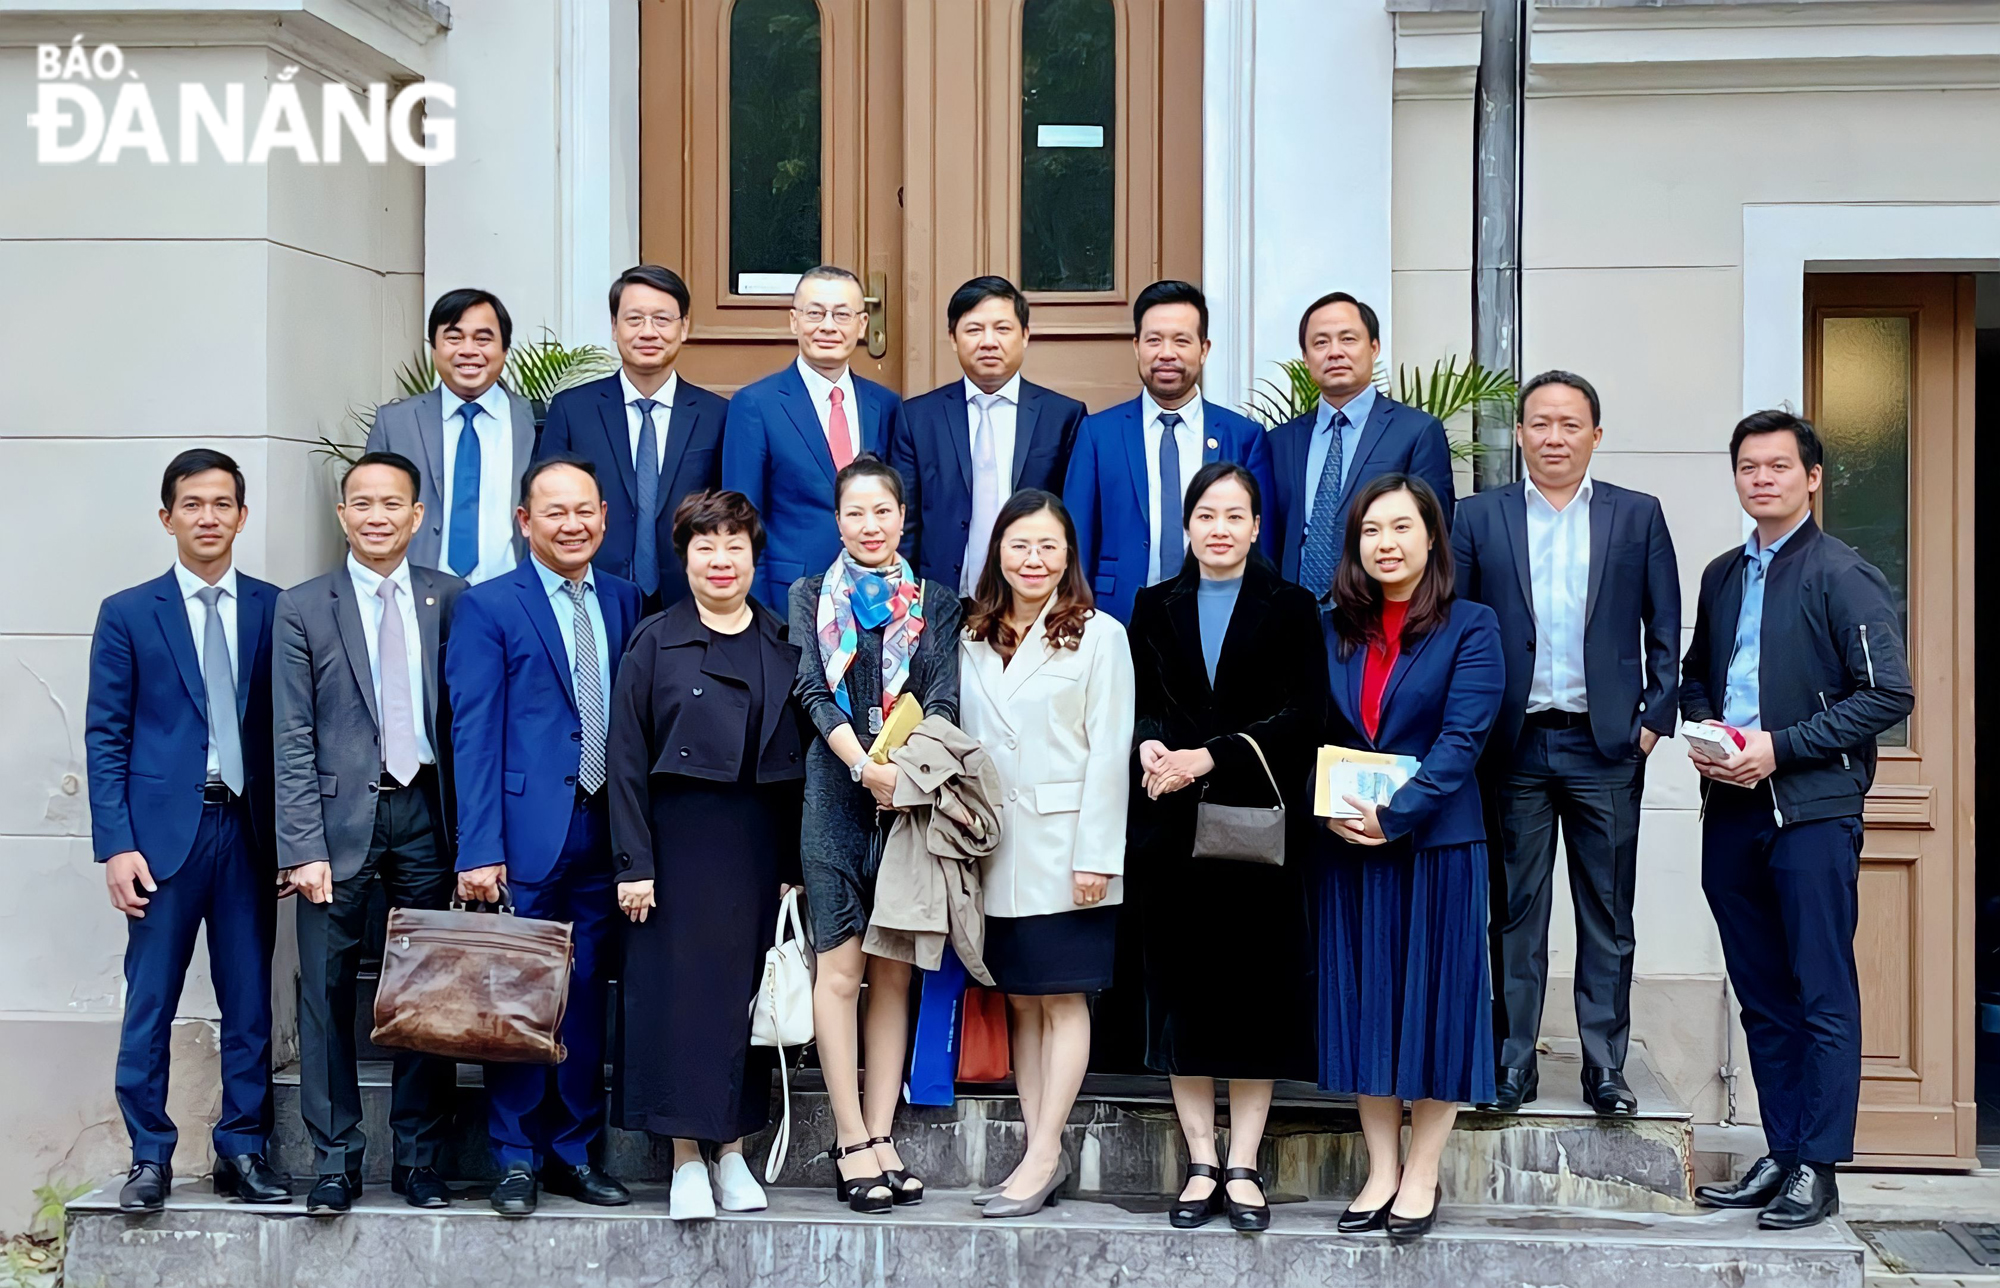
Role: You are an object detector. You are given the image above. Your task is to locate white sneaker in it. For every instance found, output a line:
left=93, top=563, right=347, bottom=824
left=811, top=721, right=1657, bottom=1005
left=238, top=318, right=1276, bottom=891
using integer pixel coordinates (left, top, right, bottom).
left=712, top=1152, right=768, bottom=1213
left=669, top=1160, right=716, bottom=1221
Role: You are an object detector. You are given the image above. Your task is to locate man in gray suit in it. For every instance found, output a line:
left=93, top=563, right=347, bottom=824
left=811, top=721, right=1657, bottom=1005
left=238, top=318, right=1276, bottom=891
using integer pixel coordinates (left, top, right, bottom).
left=274, top=452, right=468, bottom=1215
left=366, top=289, right=534, bottom=582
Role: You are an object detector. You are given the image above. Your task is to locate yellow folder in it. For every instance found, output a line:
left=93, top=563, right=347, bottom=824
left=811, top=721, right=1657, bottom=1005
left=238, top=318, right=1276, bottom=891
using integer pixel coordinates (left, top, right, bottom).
left=867, top=692, right=926, bottom=763
left=1314, top=745, right=1416, bottom=818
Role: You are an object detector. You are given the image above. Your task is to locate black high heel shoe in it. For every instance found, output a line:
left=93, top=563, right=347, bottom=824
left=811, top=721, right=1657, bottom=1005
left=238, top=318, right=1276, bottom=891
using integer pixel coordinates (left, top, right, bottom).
left=1168, top=1163, right=1223, bottom=1229
left=868, top=1136, right=924, bottom=1206
left=1385, top=1184, right=1442, bottom=1243
left=1222, top=1167, right=1270, bottom=1233
left=832, top=1141, right=894, bottom=1214
left=1338, top=1171, right=1400, bottom=1233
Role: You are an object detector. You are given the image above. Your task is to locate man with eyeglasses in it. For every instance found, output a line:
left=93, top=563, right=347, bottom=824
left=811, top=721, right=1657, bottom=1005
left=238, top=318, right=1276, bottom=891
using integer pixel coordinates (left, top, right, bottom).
left=539, top=265, right=728, bottom=611
left=722, top=265, right=904, bottom=609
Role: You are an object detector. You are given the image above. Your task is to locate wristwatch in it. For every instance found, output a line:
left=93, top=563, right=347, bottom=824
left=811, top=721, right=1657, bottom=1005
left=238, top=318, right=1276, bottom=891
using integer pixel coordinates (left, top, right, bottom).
left=850, top=760, right=867, bottom=783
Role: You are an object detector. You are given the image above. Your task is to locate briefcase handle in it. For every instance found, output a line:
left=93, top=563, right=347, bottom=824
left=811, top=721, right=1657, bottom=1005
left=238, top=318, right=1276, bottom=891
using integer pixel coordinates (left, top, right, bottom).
left=449, top=888, right=515, bottom=916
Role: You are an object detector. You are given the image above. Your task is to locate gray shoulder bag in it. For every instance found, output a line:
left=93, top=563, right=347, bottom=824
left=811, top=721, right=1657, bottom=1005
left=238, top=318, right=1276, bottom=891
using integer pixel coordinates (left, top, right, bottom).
left=1191, top=734, right=1286, bottom=866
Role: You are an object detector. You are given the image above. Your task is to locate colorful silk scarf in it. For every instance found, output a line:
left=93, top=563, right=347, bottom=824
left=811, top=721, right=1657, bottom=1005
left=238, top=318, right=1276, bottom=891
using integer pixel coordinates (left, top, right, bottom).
left=816, top=551, right=926, bottom=722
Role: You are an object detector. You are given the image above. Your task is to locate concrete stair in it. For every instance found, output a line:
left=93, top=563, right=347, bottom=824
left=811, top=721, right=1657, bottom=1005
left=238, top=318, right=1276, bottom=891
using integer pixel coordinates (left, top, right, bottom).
left=268, top=1044, right=1696, bottom=1212
left=63, top=1180, right=1864, bottom=1288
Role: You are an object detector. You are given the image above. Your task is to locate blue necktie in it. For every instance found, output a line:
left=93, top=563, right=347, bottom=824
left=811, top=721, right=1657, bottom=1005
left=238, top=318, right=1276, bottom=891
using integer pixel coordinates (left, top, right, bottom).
left=1156, top=411, right=1184, bottom=583
left=631, top=398, right=661, bottom=594
left=1298, top=409, right=1349, bottom=599
left=448, top=402, right=481, bottom=577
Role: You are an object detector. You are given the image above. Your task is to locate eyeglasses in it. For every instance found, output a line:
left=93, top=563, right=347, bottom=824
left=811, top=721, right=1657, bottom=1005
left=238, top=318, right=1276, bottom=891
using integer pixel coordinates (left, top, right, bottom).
left=620, top=312, right=684, bottom=331
left=795, top=307, right=862, bottom=326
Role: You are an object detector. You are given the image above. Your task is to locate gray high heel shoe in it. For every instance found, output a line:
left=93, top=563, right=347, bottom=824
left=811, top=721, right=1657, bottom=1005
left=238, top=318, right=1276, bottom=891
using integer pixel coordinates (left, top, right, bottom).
left=972, top=1184, right=1004, bottom=1206
left=982, top=1154, right=1070, bottom=1219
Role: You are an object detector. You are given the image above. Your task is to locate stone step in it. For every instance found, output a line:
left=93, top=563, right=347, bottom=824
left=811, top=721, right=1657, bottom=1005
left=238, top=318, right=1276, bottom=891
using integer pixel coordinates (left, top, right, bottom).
left=269, top=1045, right=1695, bottom=1211
left=64, top=1181, right=1863, bottom=1288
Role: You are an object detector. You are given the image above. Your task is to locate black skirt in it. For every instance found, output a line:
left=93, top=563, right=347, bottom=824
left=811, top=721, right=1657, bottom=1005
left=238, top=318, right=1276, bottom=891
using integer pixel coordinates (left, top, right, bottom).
left=984, top=905, right=1120, bottom=996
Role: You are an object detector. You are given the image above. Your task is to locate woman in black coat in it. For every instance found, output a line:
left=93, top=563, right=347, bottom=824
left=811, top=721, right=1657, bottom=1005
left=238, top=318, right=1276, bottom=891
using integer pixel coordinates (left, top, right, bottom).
left=607, top=491, right=807, bottom=1222
left=1127, top=463, right=1329, bottom=1233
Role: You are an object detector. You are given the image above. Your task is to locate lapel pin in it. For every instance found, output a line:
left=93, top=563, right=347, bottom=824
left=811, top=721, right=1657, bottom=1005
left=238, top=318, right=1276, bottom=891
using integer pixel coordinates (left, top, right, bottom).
left=1206, top=437, right=1218, bottom=450
left=425, top=597, right=436, bottom=606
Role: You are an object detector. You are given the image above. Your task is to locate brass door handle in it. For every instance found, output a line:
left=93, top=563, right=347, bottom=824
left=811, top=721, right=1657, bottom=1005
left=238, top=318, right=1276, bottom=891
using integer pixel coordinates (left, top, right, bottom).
left=863, top=270, right=889, bottom=360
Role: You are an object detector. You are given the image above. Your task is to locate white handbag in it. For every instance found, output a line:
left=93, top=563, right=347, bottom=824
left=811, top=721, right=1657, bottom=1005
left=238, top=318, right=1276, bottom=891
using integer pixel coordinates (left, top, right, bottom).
left=749, top=888, right=814, bottom=1183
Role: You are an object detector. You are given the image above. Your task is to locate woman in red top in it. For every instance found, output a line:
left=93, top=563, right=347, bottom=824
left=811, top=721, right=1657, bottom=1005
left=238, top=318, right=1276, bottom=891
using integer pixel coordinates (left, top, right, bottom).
left=1316, top=474, right=1505, bottom=1243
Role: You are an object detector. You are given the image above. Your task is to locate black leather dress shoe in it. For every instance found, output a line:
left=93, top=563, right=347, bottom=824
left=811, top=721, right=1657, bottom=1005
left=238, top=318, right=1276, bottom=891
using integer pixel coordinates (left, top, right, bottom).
left=393, top=1165, right=452, bottom=1209
left=1694, top=1155, right=1788, bottom=1209
left=542, top=1163, right=630, bottom=1207
left=1582, top=1067, right=1639, bottom=1116
left=212, top=1153, right=292, bottom=1204
left=491, top=1167, right=538, bottom=1218
left=1759, top=1164, right=1839, bottom=1230
left=1479, top=1065, right=1538, bottom=1112
left=306, top=1173, right=361, bottom=1216
left=119, top=1162, right=167, bottom=1213
left=1222, top=1167, right=1271, bottom=1233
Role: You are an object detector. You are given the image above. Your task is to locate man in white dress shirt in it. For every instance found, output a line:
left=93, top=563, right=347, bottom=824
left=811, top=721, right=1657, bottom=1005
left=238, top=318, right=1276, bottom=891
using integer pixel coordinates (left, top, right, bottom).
left=722, top=265, right=906, bottom=609
left=1449, top=372, right=1681, bottom=1115
left=888, top=276, right=1087, bottom=593
left=367, top=289, right=536, bottom=583
left=272, top=451, right=469, bottom=1214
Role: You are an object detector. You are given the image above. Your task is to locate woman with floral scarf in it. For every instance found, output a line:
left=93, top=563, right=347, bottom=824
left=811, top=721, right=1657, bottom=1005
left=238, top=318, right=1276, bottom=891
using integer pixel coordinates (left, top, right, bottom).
left=789, top=455, right=962, bottom=1213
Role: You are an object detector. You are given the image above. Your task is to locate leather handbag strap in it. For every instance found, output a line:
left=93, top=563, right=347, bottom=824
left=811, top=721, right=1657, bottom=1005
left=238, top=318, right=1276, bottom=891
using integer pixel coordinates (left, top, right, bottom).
left=1229, top=733, right=1283, bottom=808
left=764, top=1050, right=793, bottom=1185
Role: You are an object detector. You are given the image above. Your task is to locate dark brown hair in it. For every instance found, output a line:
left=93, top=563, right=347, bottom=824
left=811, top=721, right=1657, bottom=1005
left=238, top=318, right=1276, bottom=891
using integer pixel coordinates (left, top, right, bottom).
left=963, top=489, right=1095, bottom=654
left=1328, top=473, right=1455, bottom=658
left=671, top=489, right=765, bottom=561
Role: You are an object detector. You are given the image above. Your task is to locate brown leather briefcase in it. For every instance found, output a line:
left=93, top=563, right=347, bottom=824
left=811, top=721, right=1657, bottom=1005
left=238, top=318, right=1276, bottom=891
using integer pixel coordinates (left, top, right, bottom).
left=371, top=902, right=573, bottom=1065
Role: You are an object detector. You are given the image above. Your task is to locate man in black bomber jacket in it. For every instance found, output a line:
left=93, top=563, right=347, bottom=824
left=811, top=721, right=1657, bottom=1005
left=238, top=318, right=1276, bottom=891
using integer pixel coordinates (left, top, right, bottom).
left=1680, top=410, right=1912, bottom=1233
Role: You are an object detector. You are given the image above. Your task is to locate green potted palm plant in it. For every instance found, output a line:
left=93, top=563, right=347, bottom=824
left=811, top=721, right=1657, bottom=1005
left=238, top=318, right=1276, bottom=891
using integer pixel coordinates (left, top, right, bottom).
left=1243, top=355, right=1518, bottom=462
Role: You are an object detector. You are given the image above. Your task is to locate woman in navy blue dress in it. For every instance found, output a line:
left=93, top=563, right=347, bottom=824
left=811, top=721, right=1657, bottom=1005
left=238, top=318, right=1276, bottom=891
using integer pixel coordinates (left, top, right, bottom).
left=1316, top=473, right=1504, bottom=1243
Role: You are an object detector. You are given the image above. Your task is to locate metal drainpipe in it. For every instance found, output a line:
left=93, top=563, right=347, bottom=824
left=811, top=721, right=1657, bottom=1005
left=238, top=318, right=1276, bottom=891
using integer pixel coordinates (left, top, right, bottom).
left=1472, top=0, right=1527, bottom=492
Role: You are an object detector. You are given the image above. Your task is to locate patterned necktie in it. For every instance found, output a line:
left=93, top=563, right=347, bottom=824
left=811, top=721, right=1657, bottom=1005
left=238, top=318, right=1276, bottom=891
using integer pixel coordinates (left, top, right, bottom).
left=448, top=402, right=481, bottom=578
left=632, top=397, right=661, bottom=594
left=564, top=579, right=607, bottom=795
left=963, top=393, right=1004, bottom=595
left=376, top=578, right=419, bottom=786
left=827, top=386, right=856, bottom=470
left=1155, top=411, right=1184, bottom=583
left=1298, top=408, right=1350, bottom=599
left=194, top=585, right=244, bottom=794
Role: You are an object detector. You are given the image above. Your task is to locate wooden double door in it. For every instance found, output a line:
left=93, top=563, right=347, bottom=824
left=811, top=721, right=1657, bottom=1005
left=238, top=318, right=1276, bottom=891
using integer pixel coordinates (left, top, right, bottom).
left=1806, top=273, right=1978, bottom=1166
left=640, top=0, right=1204, bottom=409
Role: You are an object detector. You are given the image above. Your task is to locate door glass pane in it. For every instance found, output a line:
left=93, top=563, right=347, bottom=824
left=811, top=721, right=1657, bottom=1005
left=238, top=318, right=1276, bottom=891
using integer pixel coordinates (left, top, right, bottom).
left=730, top=0, right=821, bottom=294
left=1021, top=0, right=1115, bottom=292
left=1818, top=313, right=1911, bottom=746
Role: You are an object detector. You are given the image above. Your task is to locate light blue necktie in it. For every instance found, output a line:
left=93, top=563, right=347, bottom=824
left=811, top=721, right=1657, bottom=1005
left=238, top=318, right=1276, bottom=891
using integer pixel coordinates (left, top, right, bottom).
left=448, top=402, right=481, bottom=578
left=1156, top=411, right=1184, bottom=583
left=1298, top=409, right=1349, bottom=599
left=195, top=585, right=244, bottom=794
left=632, top=398, right=661, bottom=594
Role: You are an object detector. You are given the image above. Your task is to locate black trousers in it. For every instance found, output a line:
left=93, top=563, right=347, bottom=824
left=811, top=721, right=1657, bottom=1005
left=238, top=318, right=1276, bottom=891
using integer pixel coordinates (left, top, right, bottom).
left=1701, top=783, right=1863, bottom=1165
left=296, top=770, right=455, bottom=1176
left=1488, top=722, right=1645, bottom=1072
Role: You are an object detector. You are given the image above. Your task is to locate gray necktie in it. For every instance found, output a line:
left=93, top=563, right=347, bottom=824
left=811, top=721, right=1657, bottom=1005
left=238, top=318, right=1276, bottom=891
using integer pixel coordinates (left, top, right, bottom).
left=1156, top=411, right=1184, bottom=582
left=377, top=578, right=419, bottom=786
left=963, top=393, right=1004, bottom=595
left=564, top=580, right=607, bottom=795
left=195, top=585, right=244, bottom=794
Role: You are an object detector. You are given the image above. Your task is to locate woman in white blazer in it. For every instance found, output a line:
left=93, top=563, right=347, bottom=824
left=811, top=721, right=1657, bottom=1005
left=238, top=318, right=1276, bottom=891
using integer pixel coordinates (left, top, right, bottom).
left=959, top=488, right=1135, bottom=1220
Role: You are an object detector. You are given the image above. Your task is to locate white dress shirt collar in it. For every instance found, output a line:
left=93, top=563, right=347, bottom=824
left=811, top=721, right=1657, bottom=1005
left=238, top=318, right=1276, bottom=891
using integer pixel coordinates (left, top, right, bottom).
left=345, top=553, right=413, bottom=598
left=1525, top=471, right=1595, bottom=514
left=1140, top=387, right=1204, bottom=434
left=531, top=552, right=595, bottom=598
left=174, top=560, right=238, bottom=603
left=964, top=372, right=1023, bottom=407
left=443, top=380, right=509, bottom=423
left=619, top=368, right=679, bottom=411
left=796, top=356, right=854, bottom=403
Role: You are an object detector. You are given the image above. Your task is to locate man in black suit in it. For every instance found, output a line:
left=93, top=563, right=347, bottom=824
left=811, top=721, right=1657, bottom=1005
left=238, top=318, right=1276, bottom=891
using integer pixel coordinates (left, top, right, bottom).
left=1450, top=371, right=1679, bottom=1115
left=538, top=265, right=727, bottom=610
left=887, top=276, right=1085, bottom=593
left=1269, top=291, right=1456, bottom=599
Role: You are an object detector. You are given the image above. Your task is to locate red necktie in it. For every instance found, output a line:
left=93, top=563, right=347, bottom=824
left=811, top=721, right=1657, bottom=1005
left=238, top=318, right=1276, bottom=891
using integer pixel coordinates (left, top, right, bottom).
left=827, top=387, right=856, bottom=469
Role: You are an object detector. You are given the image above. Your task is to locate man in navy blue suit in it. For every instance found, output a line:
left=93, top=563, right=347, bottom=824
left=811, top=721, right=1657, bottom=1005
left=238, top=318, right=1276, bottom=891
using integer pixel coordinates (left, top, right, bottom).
left=889, top=276, right=1086, bottom=593
left=1269, top=292, right=1455, bottom=599
left=86, top=449, right=290, bottom=1214
left=1063, top=280, right=1274, bottom=624
left=446, top=455, right=643, bottom=1218
left=1451, top=372, right=1679, bottom=1118
left=721, top=265, right=903, bottom=609
left=537, top=265, right=727, bottom=611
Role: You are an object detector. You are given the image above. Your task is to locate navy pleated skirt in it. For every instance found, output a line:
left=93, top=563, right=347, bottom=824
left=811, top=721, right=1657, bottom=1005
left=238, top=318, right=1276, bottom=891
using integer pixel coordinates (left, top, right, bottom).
left=1315, top=839, right=1496, bottom=1105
